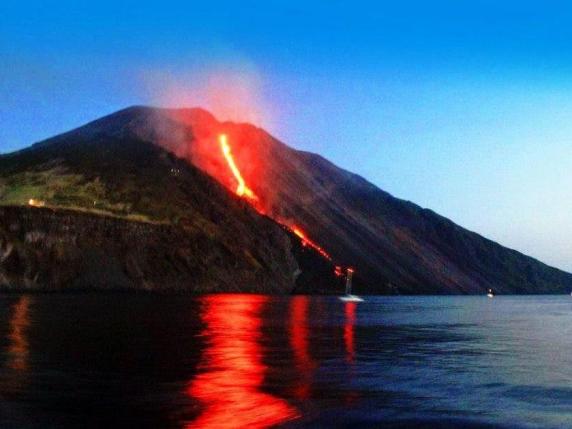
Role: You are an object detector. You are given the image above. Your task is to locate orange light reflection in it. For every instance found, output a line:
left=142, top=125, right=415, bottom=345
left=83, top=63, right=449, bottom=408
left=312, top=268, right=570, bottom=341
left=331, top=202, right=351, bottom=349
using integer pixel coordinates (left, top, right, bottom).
left=289, top=296, right=317, bottom=400
left=7, top=296, right=31, bottom=371
left=344, top=302, right=357, bottom=364
left=186, top=295, right=298, bottom=429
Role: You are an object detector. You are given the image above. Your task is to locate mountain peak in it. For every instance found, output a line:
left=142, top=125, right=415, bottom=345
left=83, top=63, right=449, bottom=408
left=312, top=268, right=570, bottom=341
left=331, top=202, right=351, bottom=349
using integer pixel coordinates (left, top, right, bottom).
left=3, top=106, right=571, bottom=294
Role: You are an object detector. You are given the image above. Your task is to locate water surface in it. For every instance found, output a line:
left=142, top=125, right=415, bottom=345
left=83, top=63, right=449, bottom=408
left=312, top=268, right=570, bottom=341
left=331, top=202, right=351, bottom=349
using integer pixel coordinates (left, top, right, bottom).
left=1, top=294, right=571, bottom=428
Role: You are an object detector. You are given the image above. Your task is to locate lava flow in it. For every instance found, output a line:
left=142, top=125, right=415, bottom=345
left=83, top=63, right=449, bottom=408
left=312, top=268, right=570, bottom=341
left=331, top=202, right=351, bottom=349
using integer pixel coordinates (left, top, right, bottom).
left=219, top=134, right=257, bottom=201
left=218, top=133, right=336, bottom=265
left=292, top=227, right=332, bottom=260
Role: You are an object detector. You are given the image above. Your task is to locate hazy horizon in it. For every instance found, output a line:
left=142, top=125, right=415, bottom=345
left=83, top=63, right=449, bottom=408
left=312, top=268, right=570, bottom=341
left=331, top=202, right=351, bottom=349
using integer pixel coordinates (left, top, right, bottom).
left=2, top=0, right=571, bottom=272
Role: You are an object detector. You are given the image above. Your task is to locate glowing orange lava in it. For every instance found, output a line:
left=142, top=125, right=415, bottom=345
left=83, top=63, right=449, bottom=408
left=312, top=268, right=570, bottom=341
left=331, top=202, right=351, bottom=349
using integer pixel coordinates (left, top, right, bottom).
left=219, top=134, right=257, bottom=200
left=292, top=227, right=332, bottom=260
left=217, top=133, right=342, bottom=272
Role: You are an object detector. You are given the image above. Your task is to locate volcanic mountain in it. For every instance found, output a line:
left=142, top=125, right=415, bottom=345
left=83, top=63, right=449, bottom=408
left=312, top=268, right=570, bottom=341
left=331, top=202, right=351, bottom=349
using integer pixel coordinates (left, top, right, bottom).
left=1, top=105, right=571, bottom=294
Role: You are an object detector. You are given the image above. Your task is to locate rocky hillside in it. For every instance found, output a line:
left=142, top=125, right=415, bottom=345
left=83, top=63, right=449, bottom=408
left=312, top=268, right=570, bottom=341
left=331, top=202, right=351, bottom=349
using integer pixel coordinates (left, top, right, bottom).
left=2, top=105, right=571, bottom=294
left=0, top=205, right=302, bottom=292
left=0, top=132, right=341, bottom=293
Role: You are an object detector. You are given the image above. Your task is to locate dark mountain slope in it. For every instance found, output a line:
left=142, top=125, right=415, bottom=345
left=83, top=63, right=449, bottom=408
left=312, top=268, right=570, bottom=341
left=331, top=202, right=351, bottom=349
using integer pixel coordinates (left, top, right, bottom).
left=55, top=105, right=571, bottom=295
left=0, top=131, right=332, bottom=292
left=2, top=105, right=571, bottom=294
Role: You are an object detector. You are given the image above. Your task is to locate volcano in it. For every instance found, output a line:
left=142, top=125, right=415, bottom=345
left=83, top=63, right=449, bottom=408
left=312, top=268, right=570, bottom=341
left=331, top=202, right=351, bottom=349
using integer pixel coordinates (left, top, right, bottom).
left=1, top=106, right=571, bottom=294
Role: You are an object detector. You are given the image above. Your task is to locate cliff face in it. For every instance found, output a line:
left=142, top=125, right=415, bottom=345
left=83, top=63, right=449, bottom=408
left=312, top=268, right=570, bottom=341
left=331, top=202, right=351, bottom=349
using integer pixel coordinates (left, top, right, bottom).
left=0, top=206, right=299, bottom=293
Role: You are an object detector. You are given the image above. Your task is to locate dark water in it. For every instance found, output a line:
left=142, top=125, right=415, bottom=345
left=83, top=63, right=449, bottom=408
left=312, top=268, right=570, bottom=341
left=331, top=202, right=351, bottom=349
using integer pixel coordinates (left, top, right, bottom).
left=1, top=294, right=572, bottom=428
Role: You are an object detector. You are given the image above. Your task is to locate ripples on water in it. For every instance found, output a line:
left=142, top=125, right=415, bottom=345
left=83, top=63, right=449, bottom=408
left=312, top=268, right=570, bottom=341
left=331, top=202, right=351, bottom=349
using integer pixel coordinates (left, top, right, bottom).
left=1, top=294, right=572, bottom=428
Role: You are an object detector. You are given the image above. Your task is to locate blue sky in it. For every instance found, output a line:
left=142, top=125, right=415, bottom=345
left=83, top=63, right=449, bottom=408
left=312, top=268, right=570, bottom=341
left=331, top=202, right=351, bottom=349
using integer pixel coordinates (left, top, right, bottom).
left=1, top=0, right=571, bottom=271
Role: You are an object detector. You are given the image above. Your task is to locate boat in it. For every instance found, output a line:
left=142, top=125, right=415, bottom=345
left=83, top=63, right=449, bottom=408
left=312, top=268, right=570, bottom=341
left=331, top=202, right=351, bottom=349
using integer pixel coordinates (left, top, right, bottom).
left=487, top=288, right=495, bottom=298
left=340, top=295, right=364, bottom=302
left=339, top=268, right=364, bottom=302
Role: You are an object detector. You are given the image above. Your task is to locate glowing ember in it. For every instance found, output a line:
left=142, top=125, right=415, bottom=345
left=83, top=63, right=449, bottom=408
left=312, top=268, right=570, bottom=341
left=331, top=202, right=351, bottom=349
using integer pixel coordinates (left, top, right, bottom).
left=28, top=199, right=45, bottom=207
left=219, top=134, right=257, bottom=200
left=292, top=226, right=332, bottom=260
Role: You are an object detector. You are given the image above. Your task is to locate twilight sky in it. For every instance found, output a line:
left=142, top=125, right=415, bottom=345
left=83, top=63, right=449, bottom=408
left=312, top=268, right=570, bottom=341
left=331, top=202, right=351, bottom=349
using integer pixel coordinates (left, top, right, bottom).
left=1, top=0, right=571, bottom=271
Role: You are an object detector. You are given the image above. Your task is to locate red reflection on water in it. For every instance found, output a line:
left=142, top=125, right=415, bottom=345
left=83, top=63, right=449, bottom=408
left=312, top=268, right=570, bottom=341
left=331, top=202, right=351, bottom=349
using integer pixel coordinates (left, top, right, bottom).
left=289, top=296, right=316, bottom=400
left=7, top=296, right=31, bottom=371
left=186, top=295, right=298, bottom=429
left=344, top=302, right=357, bottom=364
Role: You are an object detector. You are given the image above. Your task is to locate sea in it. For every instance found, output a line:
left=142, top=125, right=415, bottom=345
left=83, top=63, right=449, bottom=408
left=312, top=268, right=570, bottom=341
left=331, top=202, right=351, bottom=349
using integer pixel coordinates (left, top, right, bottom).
left=1, top=294, right=571, bottom=428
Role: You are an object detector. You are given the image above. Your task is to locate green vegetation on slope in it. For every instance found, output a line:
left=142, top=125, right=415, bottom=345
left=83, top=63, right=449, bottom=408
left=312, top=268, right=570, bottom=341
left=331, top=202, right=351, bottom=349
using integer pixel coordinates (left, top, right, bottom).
left=0, top=136, right=231, bottom=229
left=0, top=131, right=311, bottom=293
